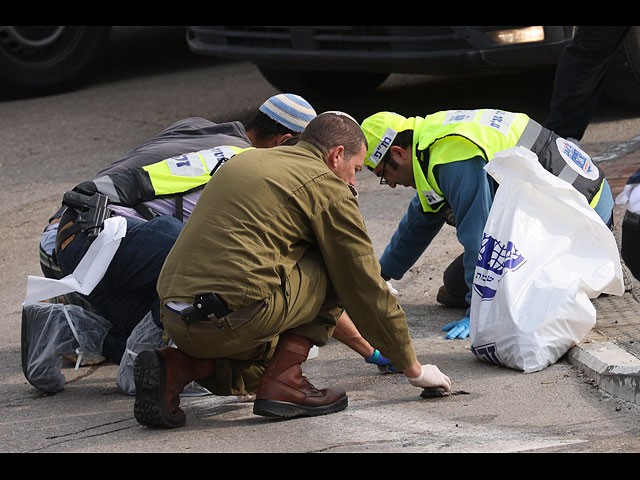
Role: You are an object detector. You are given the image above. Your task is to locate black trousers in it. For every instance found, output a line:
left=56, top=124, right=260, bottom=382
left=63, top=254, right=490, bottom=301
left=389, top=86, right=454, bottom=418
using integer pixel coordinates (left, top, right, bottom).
left=443, top=253, right=467, bottom=300
left=622, top=211, right=640, bottom=281
left=546, top=26, right=631, bottom=140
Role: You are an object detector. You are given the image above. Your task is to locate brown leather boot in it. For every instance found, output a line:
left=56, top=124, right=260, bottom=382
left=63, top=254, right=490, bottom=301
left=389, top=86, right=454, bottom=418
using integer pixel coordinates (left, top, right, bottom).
left=134, top=347, right=215, bottom=428
left=253, top=333, right=347, bottom=418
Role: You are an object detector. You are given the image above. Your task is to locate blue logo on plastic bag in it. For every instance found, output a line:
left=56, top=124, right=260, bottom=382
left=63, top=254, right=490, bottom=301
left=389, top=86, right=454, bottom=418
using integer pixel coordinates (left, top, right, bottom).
left=471, top=342, right=502, bottom=366
left=473, top=234, right=526, bottom=301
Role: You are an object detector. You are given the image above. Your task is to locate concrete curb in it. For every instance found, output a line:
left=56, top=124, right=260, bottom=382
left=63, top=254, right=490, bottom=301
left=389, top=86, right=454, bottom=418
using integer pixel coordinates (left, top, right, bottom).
left=567, top=339, right=640, bottom=405
left=563, top=136, right=640, bottom=406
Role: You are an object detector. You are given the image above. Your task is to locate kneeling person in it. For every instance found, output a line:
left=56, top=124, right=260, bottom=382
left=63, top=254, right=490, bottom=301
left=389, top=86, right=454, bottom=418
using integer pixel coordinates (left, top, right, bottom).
left=134, top=112, right=451, bottom=428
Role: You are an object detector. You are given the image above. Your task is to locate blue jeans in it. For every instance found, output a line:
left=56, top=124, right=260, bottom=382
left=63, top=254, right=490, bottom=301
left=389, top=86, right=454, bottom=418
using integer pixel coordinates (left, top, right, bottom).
left=57, top=215, right=184, bottom=337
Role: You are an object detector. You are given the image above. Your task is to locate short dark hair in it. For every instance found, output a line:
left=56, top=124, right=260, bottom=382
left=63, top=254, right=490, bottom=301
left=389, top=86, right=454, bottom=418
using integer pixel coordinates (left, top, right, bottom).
left=299, top=112, right=367, bottom=159
left=392, top=130, right=413, bottom=150
left=245, top=111, right=300, bottom=143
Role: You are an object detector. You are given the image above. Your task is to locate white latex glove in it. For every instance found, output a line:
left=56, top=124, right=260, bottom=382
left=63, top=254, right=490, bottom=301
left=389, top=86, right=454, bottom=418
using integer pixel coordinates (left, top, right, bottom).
left=386, top=280, right=398, bottom=296
left=406, top=364, right=451, bottom=392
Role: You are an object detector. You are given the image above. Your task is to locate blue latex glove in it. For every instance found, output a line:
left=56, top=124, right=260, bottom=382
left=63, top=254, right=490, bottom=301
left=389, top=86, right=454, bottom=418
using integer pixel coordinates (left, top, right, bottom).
left=366, top=349, right=398, bottom=373
left=442, top=316, right=470, bottom=339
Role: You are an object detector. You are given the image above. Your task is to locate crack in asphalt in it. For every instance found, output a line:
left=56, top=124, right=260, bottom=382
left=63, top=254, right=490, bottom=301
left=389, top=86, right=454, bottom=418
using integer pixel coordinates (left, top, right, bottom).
left=28, top=418, right=139, bottom=452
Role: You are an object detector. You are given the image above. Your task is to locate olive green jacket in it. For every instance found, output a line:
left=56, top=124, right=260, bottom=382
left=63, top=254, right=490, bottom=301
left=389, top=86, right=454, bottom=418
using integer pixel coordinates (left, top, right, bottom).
left=157, top=141, right=417, bottom=371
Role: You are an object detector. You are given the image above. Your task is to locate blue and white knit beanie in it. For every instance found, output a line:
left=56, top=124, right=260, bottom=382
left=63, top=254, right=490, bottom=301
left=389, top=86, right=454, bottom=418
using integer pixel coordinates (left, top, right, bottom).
left=259, top=93, right=317, bottom=133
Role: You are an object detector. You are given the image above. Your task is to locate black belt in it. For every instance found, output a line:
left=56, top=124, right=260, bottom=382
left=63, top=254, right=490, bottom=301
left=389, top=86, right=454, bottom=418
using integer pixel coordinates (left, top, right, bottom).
left=171, top=293, right=266, bottom=330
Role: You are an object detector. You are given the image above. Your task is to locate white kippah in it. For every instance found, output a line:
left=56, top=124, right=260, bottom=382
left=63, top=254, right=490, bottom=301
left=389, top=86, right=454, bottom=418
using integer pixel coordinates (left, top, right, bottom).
left=259, top=93, right=317, bottom=133
left=320, top=110, right=360, bottom=126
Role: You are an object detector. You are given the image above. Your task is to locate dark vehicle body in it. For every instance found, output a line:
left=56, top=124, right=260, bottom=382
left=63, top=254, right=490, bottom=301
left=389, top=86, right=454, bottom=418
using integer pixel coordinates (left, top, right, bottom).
left=185, top=25, right=640, bottom=106
left=187, top=26, right=573, bottom=75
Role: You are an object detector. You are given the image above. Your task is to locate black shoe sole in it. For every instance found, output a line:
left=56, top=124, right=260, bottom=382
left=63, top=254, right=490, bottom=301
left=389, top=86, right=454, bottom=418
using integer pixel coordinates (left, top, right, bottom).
left=253, top=396, right=348, bottom=419
left=133, top=350, right=185, bottom=428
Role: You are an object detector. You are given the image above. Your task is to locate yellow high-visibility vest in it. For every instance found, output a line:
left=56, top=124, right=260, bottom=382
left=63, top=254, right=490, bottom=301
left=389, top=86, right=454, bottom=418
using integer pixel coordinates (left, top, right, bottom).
left=84, top=145, right=253, bottom=207
left=411, top=109, right=604, bottom=213
left=142, top=145, right=251, bottom=197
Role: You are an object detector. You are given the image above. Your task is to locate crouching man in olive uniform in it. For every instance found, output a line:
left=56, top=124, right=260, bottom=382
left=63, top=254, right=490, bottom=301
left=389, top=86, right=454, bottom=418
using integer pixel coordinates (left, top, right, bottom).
left=133, top=112, right=451, bottom=428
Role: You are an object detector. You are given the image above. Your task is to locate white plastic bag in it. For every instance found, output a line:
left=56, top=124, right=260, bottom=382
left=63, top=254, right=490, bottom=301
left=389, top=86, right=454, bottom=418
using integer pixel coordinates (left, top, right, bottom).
left=116, top=312, right=211, bottom=397
left=470, top=147, right=624, bottom=373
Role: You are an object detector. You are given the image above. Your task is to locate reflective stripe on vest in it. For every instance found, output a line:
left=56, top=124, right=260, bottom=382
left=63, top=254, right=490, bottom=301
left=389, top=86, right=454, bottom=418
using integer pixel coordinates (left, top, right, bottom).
left=517, top=118, right=604, bottom=208
left=143, top=145, right=251, bottom=196
left=413, top=109, right=604, bottom=213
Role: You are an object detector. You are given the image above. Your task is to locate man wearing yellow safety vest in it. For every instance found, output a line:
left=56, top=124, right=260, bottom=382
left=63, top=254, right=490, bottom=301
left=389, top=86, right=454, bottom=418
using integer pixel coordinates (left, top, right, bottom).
left=361, top=109, right=614, bottom=340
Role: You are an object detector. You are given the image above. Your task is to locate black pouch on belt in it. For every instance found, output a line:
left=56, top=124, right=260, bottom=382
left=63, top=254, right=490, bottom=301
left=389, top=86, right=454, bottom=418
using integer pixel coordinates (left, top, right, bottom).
left=180, top=293, right=232, bottom=327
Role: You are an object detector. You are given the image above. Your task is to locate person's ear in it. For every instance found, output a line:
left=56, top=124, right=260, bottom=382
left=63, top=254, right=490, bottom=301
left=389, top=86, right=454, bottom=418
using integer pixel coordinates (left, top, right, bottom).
left=327, top=145, right=345, bottom=168
left=389, top=145, right=408, bottom=162
left=275, top=133, right=293, bottom=146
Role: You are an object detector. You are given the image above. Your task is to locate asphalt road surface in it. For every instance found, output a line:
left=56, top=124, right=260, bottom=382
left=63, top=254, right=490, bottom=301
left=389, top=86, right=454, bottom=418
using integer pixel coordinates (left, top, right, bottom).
left=2, top=27, right=640, bottom=453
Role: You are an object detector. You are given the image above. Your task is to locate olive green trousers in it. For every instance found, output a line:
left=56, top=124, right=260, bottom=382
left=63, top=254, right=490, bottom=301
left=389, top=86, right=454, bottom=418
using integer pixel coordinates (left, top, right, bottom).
left=162, top=252, right=341, bottom=396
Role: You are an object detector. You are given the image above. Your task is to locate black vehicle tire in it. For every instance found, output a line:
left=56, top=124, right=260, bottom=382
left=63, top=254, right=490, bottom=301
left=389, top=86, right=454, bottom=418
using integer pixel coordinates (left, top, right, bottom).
left=0, top=26, right=111, bottom=98
left=257, top=65, right=389, bottom=100
left=604, top=26, right=640, bottom=109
